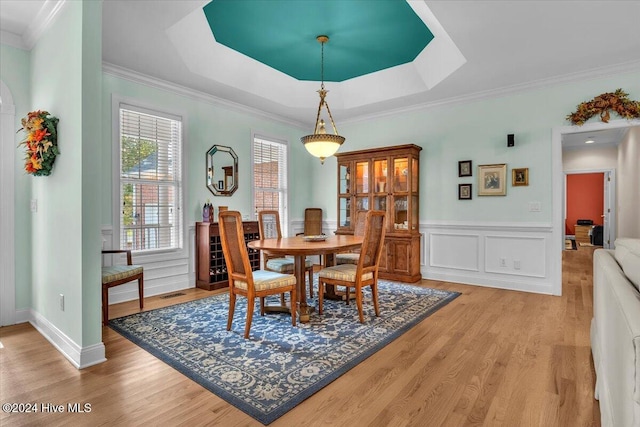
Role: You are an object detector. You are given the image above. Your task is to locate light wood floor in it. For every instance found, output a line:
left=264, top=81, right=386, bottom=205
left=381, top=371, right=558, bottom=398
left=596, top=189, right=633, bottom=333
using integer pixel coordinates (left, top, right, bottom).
left=0, top=246, right=600, bottom=426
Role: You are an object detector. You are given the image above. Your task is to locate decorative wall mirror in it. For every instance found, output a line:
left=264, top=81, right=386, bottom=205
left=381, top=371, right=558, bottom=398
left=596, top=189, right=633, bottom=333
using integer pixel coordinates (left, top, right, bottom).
left=206, top=145, right=238, bottom=196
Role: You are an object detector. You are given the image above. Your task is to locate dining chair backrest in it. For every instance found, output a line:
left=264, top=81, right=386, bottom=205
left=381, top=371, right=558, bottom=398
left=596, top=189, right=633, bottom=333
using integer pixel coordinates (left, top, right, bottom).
left=358, top=210, right=386, bottom=272
left=258, top=210, right=282, bottom=240
left=303, top=208, right=323, bottom=235
left=353, top=210, right=368, bottom=237
left=219, top=210, right=251, bottom=278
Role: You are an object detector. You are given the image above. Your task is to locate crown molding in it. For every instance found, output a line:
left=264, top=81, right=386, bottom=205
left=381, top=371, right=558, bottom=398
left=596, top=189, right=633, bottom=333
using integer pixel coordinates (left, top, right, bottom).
left=343, top=59, right=640, bottom=125
left=102, top=62, right=307, bottom=129
left=0, top=30, right=27, bottom=50
left=23, top=0, right=67, bottom=50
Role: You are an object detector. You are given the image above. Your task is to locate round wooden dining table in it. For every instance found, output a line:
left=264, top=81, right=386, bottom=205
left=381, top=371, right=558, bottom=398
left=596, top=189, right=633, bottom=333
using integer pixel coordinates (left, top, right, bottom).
left=247, top=234, right=363, bottom=323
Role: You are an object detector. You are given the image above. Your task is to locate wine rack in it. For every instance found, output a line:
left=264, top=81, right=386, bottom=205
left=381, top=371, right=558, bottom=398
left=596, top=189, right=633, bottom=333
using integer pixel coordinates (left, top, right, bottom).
left=195, top=221, right=260, bottom=290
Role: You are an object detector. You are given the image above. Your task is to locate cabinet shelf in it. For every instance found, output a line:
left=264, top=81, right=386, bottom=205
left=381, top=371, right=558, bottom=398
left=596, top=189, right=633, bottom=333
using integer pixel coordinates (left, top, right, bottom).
left=195, top=221, right=260, bottom=290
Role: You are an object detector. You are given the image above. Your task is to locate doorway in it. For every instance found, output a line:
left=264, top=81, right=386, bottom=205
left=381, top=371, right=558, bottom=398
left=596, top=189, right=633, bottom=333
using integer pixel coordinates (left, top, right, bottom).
left=552, top=120, right=640, bottom=296
left=564, top=171, right=614, bottom=249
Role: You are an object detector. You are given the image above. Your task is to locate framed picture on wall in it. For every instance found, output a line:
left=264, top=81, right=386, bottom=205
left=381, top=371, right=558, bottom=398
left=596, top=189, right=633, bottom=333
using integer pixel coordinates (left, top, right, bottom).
left=458, top=160, right=472, bottom=177
left=512, top=168, right=529, bottom=186
left=478, top=164, right=507, bottom=196
left=458, top=183, right=472, bottom=200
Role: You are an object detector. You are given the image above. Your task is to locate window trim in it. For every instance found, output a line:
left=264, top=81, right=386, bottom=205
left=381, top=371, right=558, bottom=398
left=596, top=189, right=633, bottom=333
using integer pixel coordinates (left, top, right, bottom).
left=251, top=131, right=289, bottom=235
left=111, top=95, right=187, bottom=259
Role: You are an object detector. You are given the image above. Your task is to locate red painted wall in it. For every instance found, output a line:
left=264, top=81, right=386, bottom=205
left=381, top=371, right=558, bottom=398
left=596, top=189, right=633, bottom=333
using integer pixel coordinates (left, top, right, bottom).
left=566, top=173, right=604, bottom=235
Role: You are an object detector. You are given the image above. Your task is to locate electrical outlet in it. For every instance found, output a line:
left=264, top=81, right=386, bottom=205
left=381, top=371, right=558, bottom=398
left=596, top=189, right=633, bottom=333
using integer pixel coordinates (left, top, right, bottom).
left=59, top=294, right=64, bottom=311
left=528, top=201, right=541, bottom=212
left=30, top=199, right=37, bottom=213
left=500, top=257, right=507, bottom=267
left=514, top=260, right=521, bottom=270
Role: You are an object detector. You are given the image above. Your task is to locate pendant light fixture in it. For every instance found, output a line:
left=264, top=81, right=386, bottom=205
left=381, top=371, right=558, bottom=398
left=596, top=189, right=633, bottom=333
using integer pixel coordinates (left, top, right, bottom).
left=300, top=35, right=345, bottom=164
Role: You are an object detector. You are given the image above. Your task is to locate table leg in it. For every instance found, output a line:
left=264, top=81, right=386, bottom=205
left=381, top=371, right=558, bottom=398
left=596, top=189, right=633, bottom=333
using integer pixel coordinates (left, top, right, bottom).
left=295, top=255, right=314, bottom=323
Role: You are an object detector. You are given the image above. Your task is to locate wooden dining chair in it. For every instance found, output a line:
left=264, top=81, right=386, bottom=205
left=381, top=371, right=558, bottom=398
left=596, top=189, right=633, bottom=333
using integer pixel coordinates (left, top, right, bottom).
left=258, top=210, right=313, bottom=299
left=220, top=210, right=297, bottom=338
left=296, top=207, right=324, bottom=286
left=336, top=210, right=368, bottom=266
left=101, top=250, right=143, bottom=325
left=317, top=210, right=387, bottom=323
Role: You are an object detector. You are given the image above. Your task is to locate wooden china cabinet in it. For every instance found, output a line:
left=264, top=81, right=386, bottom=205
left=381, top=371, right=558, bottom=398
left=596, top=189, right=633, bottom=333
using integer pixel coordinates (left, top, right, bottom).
left=335, top=144, right=422, bottom=283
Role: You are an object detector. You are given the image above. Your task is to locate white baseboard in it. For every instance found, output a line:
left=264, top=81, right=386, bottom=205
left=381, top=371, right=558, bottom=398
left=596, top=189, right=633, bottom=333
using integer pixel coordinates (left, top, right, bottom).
left=28, top=310, right=106, bottom=369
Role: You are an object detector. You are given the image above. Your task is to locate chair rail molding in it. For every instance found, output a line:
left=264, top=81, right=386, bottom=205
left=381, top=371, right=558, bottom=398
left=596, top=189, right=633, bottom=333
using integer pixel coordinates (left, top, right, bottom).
left=101, top=225, right=193, bottom=304
left=420, top=220, right=556, bottom=295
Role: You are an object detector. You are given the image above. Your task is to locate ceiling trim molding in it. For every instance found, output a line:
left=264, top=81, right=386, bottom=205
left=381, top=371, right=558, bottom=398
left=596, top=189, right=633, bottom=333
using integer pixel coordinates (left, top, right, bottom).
left=0, top=30, right=27, bottom=50
left=102, top=62, right=306, bottom=129
left=23, top=0, right=67, bottom=50
left=343, top=59, right=640, bottom=125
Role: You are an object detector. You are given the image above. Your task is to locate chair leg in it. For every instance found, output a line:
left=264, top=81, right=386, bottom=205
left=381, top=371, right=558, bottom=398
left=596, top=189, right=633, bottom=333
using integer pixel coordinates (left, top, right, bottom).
left=280, top=293, right=286, bottom=305
left=244, top=298, right=255, bottom=339
left=260, top=297, right=265, bottom=316
left=290, top=288, right=297, bottom=326
left=318, top=280, right=324, bottom=315
left=227, top=293, right=236, bottom=331
left=355, top=286, right=365, bottom=323
left=138, top=277, right=144, bottom=309
left=345, top=286, right=350, bottom=305
left=371, top=283, right=380, bottom=317
left=308, top=268, right=314, bottom=298
left=102, top=286, right=108, bottom=325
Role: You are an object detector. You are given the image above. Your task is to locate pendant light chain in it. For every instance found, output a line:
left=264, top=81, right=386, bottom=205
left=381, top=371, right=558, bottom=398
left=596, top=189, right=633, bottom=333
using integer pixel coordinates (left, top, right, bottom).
left=321, top=39, right=325, bottom=90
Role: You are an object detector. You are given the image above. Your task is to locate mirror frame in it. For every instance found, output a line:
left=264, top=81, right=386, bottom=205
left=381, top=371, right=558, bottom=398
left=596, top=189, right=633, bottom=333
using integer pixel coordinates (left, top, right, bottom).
left=206, top=145, right=238, bottom=196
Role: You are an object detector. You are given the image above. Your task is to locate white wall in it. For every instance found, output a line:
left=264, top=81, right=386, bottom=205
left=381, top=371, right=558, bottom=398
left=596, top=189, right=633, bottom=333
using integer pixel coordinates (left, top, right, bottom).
left=617, top=127, right=640, bottom=238
left=563, top=146, right=618, bottom=171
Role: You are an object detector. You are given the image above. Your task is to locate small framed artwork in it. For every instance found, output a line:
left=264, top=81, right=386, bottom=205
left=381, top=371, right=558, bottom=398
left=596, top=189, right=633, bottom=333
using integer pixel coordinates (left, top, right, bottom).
left=512, top=168, right=529, bottom=186
left=458, top=183, right=472, bottom=200
left=478, top=164, right=507, bottom=196
left=458, top=160, right=472, bottom=177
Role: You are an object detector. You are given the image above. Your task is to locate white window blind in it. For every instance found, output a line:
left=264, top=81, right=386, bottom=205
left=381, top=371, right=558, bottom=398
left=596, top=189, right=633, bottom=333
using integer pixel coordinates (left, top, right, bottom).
left=119, top=106, right=183, bottom=252
left=253, top=135, right=288, bottom=227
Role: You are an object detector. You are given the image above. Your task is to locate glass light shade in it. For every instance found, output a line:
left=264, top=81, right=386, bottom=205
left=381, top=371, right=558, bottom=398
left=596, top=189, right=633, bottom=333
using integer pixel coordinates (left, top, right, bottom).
left=301, top=134, right=345, bottom=163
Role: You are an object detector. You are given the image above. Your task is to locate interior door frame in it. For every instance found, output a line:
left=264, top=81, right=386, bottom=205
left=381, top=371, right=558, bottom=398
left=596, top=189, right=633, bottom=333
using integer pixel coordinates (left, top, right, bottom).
left=563, top=169, right=615, bottom=249
left=552, top=118, right=640, bottom=296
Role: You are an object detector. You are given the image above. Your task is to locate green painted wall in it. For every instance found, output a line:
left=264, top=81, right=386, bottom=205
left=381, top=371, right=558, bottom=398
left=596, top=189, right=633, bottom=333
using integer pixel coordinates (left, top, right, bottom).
left=29, top=0, right=102, bottom=347
left=80, top=0, right=103, bottom=346
left=101, top=75, right=313, bottom=231
left=310, top=71, right=640, bottom=223
left=0, top=44, right=31, bottom=311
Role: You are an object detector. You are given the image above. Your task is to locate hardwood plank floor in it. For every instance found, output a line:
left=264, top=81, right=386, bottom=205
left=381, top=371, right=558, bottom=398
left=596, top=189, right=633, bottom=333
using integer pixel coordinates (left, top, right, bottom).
left=0, top=246, right=600, bottom=426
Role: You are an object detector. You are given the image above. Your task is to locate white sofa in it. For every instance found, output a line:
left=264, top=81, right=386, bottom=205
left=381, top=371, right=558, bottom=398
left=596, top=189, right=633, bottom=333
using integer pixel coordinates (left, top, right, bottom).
left=591, top=238, right=640, bottom=427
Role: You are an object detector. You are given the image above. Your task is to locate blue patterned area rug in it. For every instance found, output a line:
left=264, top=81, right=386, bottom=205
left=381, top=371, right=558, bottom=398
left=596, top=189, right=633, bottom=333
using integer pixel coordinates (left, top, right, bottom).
left=109, top=280, right=460, bottom=425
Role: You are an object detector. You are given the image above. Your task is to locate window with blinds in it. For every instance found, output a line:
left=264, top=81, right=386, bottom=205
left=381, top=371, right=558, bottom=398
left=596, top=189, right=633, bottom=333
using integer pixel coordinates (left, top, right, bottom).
left=119, top=105, right=183, bottom=252
left=253, top=135, right=288, bottom=231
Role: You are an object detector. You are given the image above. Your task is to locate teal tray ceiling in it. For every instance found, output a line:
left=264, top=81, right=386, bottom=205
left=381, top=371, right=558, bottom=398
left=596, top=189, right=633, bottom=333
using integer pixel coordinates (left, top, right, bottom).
left=203, top=0, right=434, bottom=82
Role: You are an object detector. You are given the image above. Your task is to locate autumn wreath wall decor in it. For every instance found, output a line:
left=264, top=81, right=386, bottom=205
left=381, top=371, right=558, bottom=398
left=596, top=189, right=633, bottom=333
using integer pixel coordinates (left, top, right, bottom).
left=566, top=89, right=640, bottom=126
left=18, top=110, right=60, bottom=176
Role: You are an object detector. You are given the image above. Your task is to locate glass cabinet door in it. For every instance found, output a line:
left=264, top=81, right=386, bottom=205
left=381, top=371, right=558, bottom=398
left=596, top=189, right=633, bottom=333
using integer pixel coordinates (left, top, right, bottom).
left=339, top=196, right=351, bottom=228
left=355, top=161, right=370, bottom=194
left=373, top=159, right=388, bottom=193
left=393, top=196, right=408, bottom=231
left=393, top=157, right=409, bottom=192
left=339, top=163, right=351, bottom=195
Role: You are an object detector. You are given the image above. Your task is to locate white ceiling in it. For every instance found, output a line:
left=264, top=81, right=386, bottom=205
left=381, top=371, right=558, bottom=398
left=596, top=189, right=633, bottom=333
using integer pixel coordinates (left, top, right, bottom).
left=2, top=1, right=640, bottom=129
left=561, top=127, right=631, bottom=150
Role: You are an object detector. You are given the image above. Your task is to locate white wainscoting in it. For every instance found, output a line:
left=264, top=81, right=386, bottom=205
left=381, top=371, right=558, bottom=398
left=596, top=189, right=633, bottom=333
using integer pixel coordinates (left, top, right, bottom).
left=422, top=221, right=557, bottom=295
left=101, top=225, right=195, bottom=304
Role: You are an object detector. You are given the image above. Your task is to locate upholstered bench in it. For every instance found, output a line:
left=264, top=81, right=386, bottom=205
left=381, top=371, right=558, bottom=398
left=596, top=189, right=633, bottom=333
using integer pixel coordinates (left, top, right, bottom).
left=102, top=250, right=143, bottom=324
